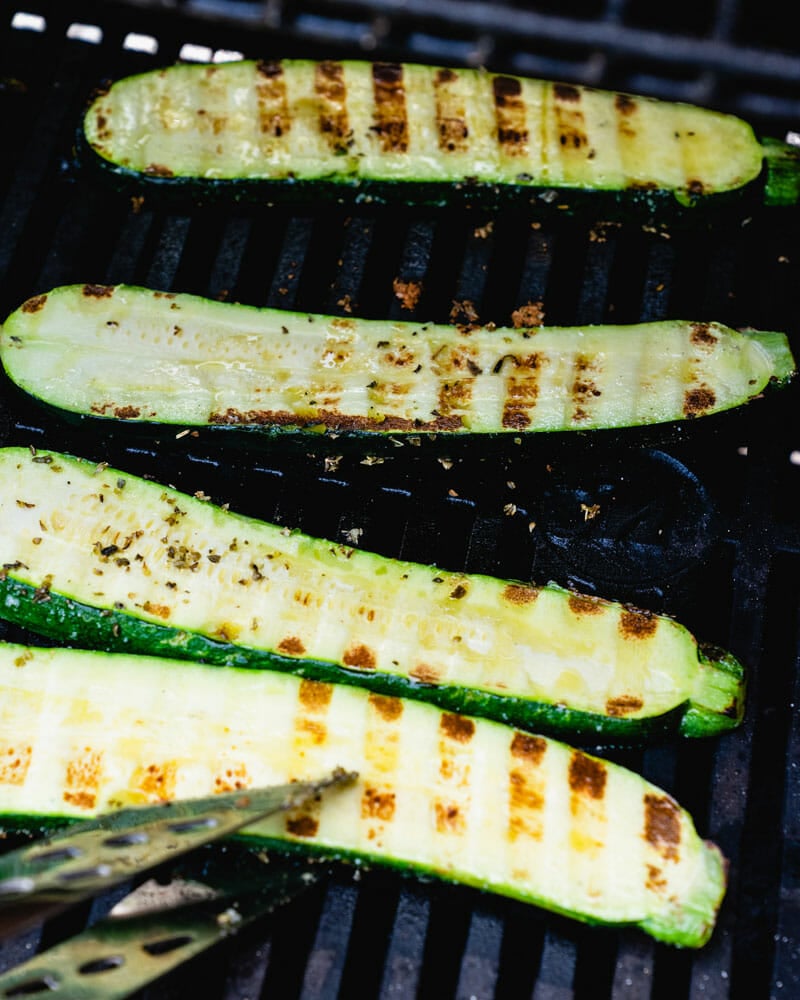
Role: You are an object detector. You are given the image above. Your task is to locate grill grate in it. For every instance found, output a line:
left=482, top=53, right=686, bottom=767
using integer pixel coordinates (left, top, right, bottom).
left=1, top=2, right=799, bottom=997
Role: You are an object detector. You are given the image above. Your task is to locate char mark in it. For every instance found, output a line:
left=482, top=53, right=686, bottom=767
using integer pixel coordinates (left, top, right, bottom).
left=493, top=75, right=528, bottom=155
left=371, top=62, right=409, bottom=153
left=315, top=61, right=351, bottom=153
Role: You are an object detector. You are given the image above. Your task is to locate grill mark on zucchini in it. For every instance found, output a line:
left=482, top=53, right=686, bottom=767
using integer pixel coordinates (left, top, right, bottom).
left=644, top=793, right=682, bottom=861
left=133, top=760, right=178, bottom=800
left=619, top=608, right=659, bottom=639
left=684, top=384, right=717, bottom=417
left=614, top=92, right=646, bottom=190
left=493, top=75, right=529, bottom=155
left=501, top=350, right=543, bottom=429
left=554, top=82, right=591, bottom=163
left=436, top=711, right=474, bottom=837
left=371, top=62, right=408, bottom=153
left=315, top=60, right=351, bottom=153
left=364, top=693, right=402, bottom=846
left=690, top=322, right=718, bottom=348
left=0, top=744, right=32, bottom=786
left=215, top=761, right=251, bottom=794
left=64, top=747, right=103, bottom=811
left=433, top=68, right=469, bottom=153
left=570, top=751, right=607, bottom=799
left=571, top=352, right=602, bottom=423
left=256, top=60, right=290, bottom=139
left=509, top=732, right=548, bottom=844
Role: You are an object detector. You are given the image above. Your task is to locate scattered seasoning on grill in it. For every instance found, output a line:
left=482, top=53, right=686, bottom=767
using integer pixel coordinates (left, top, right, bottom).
left=450, top=299, right=480, bottom=328
left=511, top=302, right=545, bottom=328
left=392, top=277, right=423, bottom=310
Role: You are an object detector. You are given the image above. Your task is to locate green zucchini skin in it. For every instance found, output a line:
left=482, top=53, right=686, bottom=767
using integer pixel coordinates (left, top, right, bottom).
left=79, top=58, right=785, bottom=217
left=0, top=641, right=727, bottom=947
left=0, top=447, right=744, bottom=744
left=1, top=284, right=794, bottom=439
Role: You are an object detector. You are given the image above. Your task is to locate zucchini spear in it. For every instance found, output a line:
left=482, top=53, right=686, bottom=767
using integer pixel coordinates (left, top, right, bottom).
left=0, top=641, right=727, bottom=948
left=80, top=58, right=798, bottom=211
left=0, top=447, right=744, bottom=743
left=0, top=284, right=793, bottom=437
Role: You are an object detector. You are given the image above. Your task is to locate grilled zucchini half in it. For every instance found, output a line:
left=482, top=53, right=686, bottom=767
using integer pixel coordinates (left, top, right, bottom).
left=78, top=58, right=797, bottom=212
left=0, top=284, right=793, bottom=437
left=0, top=447, right=744, bottom=743
left=0, top=641, right=727, bottom=948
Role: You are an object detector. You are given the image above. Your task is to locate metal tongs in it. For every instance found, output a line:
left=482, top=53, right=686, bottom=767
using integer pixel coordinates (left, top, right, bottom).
left=0, top=768, right=356, bottom=998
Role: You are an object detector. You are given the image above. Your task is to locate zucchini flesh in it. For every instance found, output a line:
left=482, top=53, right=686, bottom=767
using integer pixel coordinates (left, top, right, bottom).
left=1, top=284, right=793, bottom=436
left=0, top=642, right=726, bottom=947
left=0, top=447, right=744, bottom=742
left=81, top=58, right=769, bottom=209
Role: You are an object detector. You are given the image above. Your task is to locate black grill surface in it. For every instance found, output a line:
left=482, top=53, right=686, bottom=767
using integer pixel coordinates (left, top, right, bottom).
left=0, top=1, right=799, bottom=997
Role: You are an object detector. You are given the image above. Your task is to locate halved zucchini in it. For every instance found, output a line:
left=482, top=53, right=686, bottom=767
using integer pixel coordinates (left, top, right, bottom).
left=0, top=284, right=793, bottom=437
left=0, top=446, right=744, bottom=742
left=0, top=641, right=727, bottom=948
left=78, top=58, right=795, bottom=212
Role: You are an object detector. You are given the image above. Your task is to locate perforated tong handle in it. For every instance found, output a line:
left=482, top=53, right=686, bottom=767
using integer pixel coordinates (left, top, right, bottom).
left=0, top=853, right=320, bottom=999
left=0, top=768, right=355, bottom=936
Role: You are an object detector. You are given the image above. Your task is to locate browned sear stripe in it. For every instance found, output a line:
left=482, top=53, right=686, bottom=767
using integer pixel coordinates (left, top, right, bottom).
left=568, top=592, right=606, bottom=616
left=362, top=786, right=396, bottom=821
left=440, top=712, right=475, bottom=743
left=615, top=92, right=638, bottom=139
left=644, top=793, right=681, bottom=861
left=315, top=61, right=351, bottom=153
left=0, top=744, right=32, bottom=785
left=368, top=692, right=404, bottom=722
left=256, top=60, right=290, bottom=138
left=343, top=643, right=377, bottom=669
left=553, top=84, right=589, bottom=153
left=619, top=607, right=659, bottom=639
left=286, top=814, right=319, bottom=838
left=64, top=748, right=103, bottom=810
left=435, top=800, right=465, bottom=834
left=133, top=760, right=178, bottom=800
left=299, top=677, right=333, bottom=711
left=684, top=384, right=717, bottom=417
left=510, top=731, right=547, bottom=763
left=568, top=751, right=607, bottom=800
left=508, top=769, right=544, bottom=841
left=493, top=76, right=528, bottom=154
left=21, top=294, right=47, bottom=313
left=371, top=62, right=408, bottom=153
left=606, top=694, right=644, bottom=717
left=434, top=67, right=469, bottom=153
